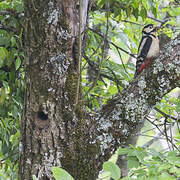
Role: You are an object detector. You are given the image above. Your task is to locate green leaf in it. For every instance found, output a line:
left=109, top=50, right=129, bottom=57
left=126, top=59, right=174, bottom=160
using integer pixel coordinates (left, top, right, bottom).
left=118, top=147, right=132, bottom=155
left=159, top=172, right=177, bottom=180
left=2, top=141, right=8, bottom=155
left=14, top=35, right=23, bottom=47
left=168, top=7, right=180, bottom=16
left=133, top=169, right=146, bottom=176
left=98, top=171, right=111, bottom=179
left=0, top=88, right=7, bottom=105
left=0, top=70, right=7, bottom=80
left=114, top=9, right=121, bottom=18
left=133, top=8, right=139, bottom=20
left=10, top=105, right=19, bottom=119
left=0, top=47, right=8, bottom=67
left=151, top=6, right=157, bottom=18
left=167, top=150, right=178, bottom=157
left=15, top=56, right=21, bottom=70
left=169, top=166, right=180, bottom=177
left=97, top=0, right=106, bottom=8
left=135, top=151, right=148, bottom=162
left=167, top=156, right=180, bottom=167
left=140, top=6, right=147, bottom=20
left=0, top=30, right=10, bottom=47
left=9, top=71, right=16, bottom=83
left=11, top=36, right=16, bottom=47
left=52, top=167, right=74, bottom=180
left=176, top=96, right=180, bottom=112
left=127, top=156, right=139, bottom=168
left=103, top=162, right=121, bottom=180
left=15, top=2, right=24, bottom=12
left=108, top=86, right=118, bottom=95
left=3, top=81, right=9, bottom=92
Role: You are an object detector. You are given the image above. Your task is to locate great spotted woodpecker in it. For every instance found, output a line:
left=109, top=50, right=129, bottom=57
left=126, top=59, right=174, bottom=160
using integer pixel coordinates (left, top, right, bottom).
left=134, top=24, right=159, bottom=76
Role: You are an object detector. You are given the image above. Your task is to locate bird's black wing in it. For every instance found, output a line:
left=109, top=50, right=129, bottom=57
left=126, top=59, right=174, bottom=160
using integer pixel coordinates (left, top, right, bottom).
left=138, top=36, right=145, bottom=53
left=138, top=36, right=152, bottom=60
left=135, top=36, right=153, bottom=77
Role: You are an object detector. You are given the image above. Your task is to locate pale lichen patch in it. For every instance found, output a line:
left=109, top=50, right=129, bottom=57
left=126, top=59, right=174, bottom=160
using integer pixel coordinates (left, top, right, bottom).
left=49, top=53, right=70, bottom=75
left=47, top=9, right=59, bottom=25
left=57, top=28, right=71, bottom=43
left=46, top=1, right=60, bottom=25
left=138, top=76, right=146, bottom=89
left=97, top=133, right=113, bottom=154
left=153, top=60, right=164, bottom=74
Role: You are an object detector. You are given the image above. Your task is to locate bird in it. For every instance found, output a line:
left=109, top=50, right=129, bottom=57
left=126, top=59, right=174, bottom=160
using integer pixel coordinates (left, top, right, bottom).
left=134, top=24, right=159, bottom=77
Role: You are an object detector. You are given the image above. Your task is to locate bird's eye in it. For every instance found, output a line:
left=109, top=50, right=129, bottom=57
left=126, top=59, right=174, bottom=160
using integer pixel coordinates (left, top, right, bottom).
left=149, top=26, right=153, bottom=29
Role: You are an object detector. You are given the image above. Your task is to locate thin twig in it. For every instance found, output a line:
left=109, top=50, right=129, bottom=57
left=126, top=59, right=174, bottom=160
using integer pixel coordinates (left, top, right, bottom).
left=74, top=0, right=82, bottom=111
left=146, top=116, right=179, bottom=150
left=147, top=16, right=165, bottom=23
left=121, top=20, right=142, bottom=26
left=141, top=127, right=156, bottom=134
left=115, top=46, right=129, bottom=74
left=170, top=120, right=174, bottom=150
left=84, top=54, right=124, bottom=89
left=142, top=125, right=170, bottom=148
left=88, top=27, right=136, bottom=58
left=154, top=107, right=177, bottom=121
left=106, top=66, right=124, bottom=91
left=164, top=118, right=171, bottom=150
left=139, top=134, right=166, bottom=140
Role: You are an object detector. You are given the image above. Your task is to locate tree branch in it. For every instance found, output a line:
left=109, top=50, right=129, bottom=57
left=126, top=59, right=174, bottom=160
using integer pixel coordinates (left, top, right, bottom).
left=96, top=34, right=180, bottom=156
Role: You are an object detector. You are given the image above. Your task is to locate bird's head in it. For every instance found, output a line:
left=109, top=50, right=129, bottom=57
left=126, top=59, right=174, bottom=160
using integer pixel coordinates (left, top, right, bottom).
left=142, top=24, right=158, bottom=36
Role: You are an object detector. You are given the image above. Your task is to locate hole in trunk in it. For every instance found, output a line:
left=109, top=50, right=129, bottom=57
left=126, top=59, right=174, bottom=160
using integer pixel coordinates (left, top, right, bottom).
left=37, top=111, right=48, bottom=120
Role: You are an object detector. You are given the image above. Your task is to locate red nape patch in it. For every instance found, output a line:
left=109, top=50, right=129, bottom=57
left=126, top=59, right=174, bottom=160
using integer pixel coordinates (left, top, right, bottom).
left=137, top=57, right=154, bottom=74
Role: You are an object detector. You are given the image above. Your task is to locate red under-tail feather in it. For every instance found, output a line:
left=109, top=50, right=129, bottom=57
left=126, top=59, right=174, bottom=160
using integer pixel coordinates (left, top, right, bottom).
left=137, top=57, right=155, bottom=74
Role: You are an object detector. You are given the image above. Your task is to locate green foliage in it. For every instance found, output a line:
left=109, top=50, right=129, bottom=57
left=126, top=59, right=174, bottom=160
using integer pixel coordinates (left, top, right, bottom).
left=102, top=161, right=121, bottom=180
left=0, top=0, right=24, bottom=179
left=52, top=167, right=74, bottom=180
left=96, top=0, right=159, bottom=21
left=175, top=95, right=180, bottom=112
left=98, top=156, right=121, bottom=180
left=99, top=146, right=180, bottom=179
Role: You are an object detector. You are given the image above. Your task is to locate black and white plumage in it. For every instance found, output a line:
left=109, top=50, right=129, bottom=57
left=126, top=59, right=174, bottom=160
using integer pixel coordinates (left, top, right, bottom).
left=134, top=24, right=159, bottom=77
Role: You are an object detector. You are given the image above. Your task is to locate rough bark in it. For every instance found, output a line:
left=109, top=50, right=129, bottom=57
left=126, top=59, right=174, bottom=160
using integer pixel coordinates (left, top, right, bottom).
left=19, top=0, right=96, bottom=179
left=19, top=0, right=180, bottom=179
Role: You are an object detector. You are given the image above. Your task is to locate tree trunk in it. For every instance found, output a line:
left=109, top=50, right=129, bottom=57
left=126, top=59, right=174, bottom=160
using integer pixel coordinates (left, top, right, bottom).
left=19, top=0, right=98, bottom=179
left=19, top=0, right=180, bottom=179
